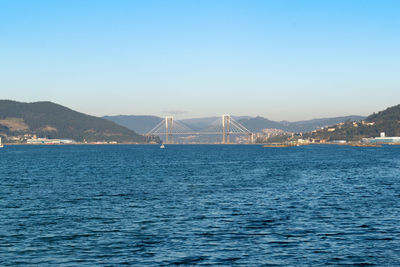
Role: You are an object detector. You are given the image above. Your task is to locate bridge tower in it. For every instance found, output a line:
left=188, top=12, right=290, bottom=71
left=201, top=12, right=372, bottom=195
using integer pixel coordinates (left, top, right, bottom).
left=222, top=114, right=231, bottom=144
left=165, top=116, right=173, bottom=144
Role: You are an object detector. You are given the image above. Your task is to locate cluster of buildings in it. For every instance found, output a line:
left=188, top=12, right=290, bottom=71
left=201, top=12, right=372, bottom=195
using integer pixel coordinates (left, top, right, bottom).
left=362, top=132, right=400, bottom=144
left=0, top=133, right=125, bottom=145
left=0, top=134, right=125, bottom=145
left=25, top=138, right=120, bottom=145
left=26, top=137, right=75, bottom=144
left=252, top=128, right=290, bottom=143
left=0, top=134, right=76, bottom=144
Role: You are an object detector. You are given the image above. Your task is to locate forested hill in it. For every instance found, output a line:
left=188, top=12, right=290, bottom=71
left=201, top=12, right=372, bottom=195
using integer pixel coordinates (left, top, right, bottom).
left=364, top=104, right=400, bottom=137
left=0, top=100, right=146, bottom=143
left=305, top=104, right=400, bottom=141
left=367, top=104, right=400, bottom=124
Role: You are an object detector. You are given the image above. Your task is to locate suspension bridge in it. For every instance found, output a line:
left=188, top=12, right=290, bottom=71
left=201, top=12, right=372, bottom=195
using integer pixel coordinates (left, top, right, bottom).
left=146, top=114, right=255, bottom=144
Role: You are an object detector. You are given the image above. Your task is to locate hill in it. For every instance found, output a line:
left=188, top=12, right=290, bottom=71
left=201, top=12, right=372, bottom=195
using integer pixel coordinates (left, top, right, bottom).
left=237, top=115, right=365, bottom=133
left=284, top=115, right=365, bottom=132
left=0, top=100, right=146, bottom=143
left=305, top=104, right=400, bottom=141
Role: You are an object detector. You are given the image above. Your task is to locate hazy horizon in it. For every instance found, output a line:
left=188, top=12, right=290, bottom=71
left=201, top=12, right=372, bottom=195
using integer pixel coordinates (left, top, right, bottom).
left=1, top=0, right=399, bottom=121
left=0, top=98, right=380, bottom=122
left=102, top=112, right=367, bottom=123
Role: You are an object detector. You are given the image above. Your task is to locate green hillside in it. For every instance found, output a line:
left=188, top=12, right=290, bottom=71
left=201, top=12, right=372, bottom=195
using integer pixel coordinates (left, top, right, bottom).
left=0, top=100, right=146, bottom=143
left=304, top=104, right=400, bottom=141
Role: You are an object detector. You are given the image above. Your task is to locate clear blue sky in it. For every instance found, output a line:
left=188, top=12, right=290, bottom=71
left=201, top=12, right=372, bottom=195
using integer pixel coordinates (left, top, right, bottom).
left=1, top=0, right=399, bottom=121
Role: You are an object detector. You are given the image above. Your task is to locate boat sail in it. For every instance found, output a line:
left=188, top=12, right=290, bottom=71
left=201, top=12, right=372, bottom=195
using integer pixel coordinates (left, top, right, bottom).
left=0, top=137, right=3, bottom=148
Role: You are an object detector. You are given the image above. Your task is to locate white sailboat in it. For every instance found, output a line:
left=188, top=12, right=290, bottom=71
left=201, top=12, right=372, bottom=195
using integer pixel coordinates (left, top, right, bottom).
left=160, top=143, right=165, bottom=149
left=0, top=137, right=3, bottom=148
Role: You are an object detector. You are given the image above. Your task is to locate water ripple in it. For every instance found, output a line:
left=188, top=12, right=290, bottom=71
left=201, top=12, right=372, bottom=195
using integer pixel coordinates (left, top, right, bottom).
left=0, top=144, right=400, bottom=265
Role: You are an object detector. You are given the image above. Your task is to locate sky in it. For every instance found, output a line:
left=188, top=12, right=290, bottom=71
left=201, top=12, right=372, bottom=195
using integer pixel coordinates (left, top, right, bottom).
left=1, top=0, right=399, bottom=121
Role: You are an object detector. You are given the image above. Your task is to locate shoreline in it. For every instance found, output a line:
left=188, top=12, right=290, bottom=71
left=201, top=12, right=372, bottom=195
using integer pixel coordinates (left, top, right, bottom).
left=3, top=142, right=400, bottom=146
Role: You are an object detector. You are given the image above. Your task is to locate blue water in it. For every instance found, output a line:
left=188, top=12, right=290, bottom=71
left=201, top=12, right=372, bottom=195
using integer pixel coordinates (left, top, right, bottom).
left=1, top=145, right=400, bottom=266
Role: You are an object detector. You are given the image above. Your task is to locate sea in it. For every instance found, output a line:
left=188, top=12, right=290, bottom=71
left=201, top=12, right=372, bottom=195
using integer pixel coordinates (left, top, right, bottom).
left=1, top=144, right=399, bottom=266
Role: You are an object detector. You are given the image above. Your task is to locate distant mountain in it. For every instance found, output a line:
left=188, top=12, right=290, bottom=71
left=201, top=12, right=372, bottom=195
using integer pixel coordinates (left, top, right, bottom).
left=0, top=100, right=146, bottom=143
left=237, top=116, right=285, bottom=132
left=179, top=116, right=251, bottom=131
left=105, top=115, right=252, bottom=133
left=179, top=117, right=220, bottom=131
left=284, top=115, right=365, bottom=132
left=238, top=115, right=365, bottom=133
left=105, top=113, right=365, bottom=135
left=103, top=115, right=163, bottom=134
left=305, top=104, right=400, bottom=141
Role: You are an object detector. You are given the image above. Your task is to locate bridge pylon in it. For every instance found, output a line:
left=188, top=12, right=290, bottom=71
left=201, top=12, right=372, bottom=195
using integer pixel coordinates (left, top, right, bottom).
left=165, top=116, right=173, bottom=144
left=222, top=114, right=231, bottom=144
